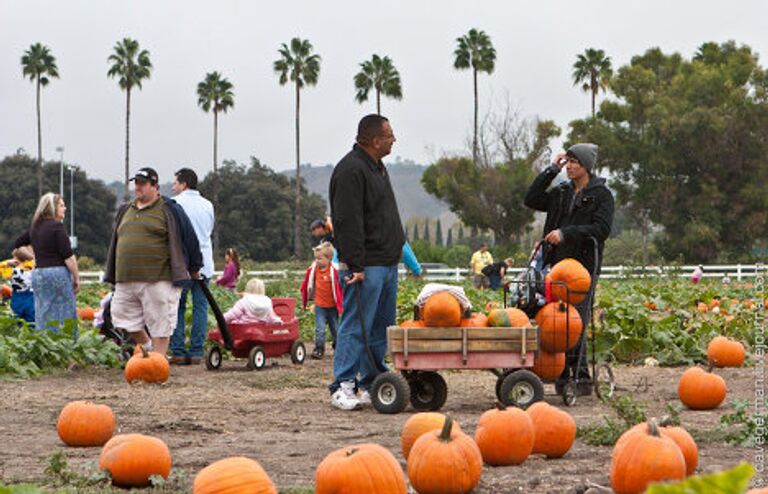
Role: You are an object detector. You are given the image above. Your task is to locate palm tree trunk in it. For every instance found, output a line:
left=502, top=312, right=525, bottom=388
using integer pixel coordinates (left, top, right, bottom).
left=36, top=76, right=43, bottom=197
left=124, top=88, right=131, bottom=201
left=293, top=80, right=302, bottom=259
left=376, top=89, right=381, bottom=115
left=591, top=73, right=597, bottom=118
left=212, top=110, right=220, bottom=260
left=472, top=68, right=479, bottom=165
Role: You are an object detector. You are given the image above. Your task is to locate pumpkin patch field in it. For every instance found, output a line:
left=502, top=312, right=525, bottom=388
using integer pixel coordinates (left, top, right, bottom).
left=0, top=277, right=763, bottom=492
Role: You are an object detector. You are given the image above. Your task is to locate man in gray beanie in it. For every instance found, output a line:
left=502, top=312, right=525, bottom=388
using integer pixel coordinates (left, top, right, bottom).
left=524, top=143, right=614, bottom=396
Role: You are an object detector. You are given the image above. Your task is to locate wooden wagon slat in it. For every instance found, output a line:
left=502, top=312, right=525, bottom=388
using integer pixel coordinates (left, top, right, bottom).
left=389, top=339, right=538, bottom=353
left=388, top=326, right=538, bottom=341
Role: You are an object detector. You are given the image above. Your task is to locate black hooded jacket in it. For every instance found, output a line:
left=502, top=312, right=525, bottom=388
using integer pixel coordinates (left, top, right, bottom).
left=524, top=165, right=615, bottom=276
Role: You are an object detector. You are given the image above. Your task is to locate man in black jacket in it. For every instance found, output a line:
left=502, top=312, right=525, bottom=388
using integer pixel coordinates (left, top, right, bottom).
left=524, top=143, right=614, bottom=395
left=327, top=114, right=405, bottom=410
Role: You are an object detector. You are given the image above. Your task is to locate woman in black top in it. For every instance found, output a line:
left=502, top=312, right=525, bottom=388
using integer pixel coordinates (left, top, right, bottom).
left=14, top=193, right=80, bottom=332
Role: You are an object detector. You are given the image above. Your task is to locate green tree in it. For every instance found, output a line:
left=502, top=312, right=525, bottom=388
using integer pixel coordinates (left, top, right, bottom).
left=454, top=28, right=496, bottom=164
left=435, top=219, right=443, bottom=246
left=197, top=71, right=235, bottom=258
left=412, top=223, right=420, bottom=242
left=446, top=227, right=453, bottom=247
left=423, top=219, right=431, bottom=244
left=457, top=224, right=464, bottom=242
left=107, top=38, right=152, bottom=200
left=572, top=48, right=613, bottom=118
left=354, top=54, right=402, bottom=115
left=273, top=38, right=321, bottom=259
left=21, top=43, right=59, bottom=197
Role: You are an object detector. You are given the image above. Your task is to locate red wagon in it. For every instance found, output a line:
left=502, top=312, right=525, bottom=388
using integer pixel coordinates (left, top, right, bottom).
left=205, top=297, right=306, bottom=371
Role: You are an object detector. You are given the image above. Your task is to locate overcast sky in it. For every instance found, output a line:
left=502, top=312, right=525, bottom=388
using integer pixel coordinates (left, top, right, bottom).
left=1, top=1, right=766, bottom=183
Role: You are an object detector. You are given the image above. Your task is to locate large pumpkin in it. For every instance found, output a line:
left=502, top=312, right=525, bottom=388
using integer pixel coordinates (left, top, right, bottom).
left=401, top=319, right=426, bottom=328
left=610, top=421, right=686, bottom=494
left=526, top=402, right=576, bottom=458
left=459, top=312, right=488, bottom=327
left=422, top=292, right=462, bottom=327
left=407, top=416, right=482, bottom=494
left=57, top=400, right=115, bottom=447
left=678, top=367, right=726, bottom=410
left=316, top=443, right=406, bottom=494
left=487, top=307, right=530, bottom=328
left=532, top=350, right=566, bottom=381
left=706, top=335, right=745, bottom=368
left=99, top=433, right=172, bottom=487
left=124, top=346, right=170, bottom=384
left=616, top=420, right=698, bottom=476
left=401, top=412, right=462, bottom=460
left=535, top=301, right=582, bottom=352
left=193, top=456, right=276, bottom=494
left=548, top=258, right=591, bottom=304
left=474, top=403, right=534, bottom=466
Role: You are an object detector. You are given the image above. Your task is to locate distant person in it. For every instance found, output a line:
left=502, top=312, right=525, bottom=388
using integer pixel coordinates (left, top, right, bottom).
left=215, top=247, right=241, bottom=290
left=223, top=278, right=281, bottom=324
left=170, top=168, right=215, bottom=365
left=300, top=241, right=342, bottom=359
left=691, top=265, right=704, bottom=284
left=0, top=246, right=36, bottom=324
left=722, top=274, right=731, bottom=286
left=470, top=243, right=493, bottom=289
left=401, top=241, right=423, bottom=276
left=482, top=257, right=514, bottom=291
left=14, top=193, right=80, bottom=332
left=310, top=218, right=334, bottom=247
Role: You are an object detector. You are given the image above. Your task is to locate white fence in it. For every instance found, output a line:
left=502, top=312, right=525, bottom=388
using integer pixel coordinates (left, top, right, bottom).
left=79, top=264, right=765, bottom=284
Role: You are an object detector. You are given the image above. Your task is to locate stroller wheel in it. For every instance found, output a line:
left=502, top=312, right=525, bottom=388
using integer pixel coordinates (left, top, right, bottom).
left=206, top=346, right=222, bottom=370
left=561, top=381, right=578, bottom=406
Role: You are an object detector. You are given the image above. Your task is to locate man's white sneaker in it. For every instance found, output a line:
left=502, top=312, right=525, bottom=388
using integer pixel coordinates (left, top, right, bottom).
left=358, top=390, right=372, bottom=405
left=331, top=382, right=361, bottom=411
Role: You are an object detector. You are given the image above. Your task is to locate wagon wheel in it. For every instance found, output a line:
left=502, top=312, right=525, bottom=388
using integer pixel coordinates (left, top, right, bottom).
left=408, top=372, right=448, bottom=411
left=290, top=341, right=306, bottom=365
left=499, top=370, right=544, bottom=408
left=205, top=346, right=222, bottom=371
left=562, top=381, right=578, bottom=406
left=594, top=364, right=616, bottom=400
left=371, top=372, right=410, bottom=414
left=247, top=346, right=266, bottom=371
left=495, top=370, right=511, bottom=402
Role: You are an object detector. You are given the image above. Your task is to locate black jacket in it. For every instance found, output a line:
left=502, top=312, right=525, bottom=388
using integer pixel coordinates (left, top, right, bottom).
left=524, top=165, right=614, bottom=275
left=329, top=145, right=405, bottom=272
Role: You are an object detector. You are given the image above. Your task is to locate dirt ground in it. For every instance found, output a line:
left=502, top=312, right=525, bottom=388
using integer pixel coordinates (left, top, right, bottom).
left=0, top=350, right=759, bottom=493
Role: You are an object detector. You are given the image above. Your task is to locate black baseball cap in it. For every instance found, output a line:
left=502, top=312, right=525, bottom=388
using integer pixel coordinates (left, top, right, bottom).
left=129, top=167, right=159, bottom=184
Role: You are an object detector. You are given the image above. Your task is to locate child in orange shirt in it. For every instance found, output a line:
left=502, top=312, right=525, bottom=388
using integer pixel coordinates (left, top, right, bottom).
left=300, top=242, right=342, bottom=359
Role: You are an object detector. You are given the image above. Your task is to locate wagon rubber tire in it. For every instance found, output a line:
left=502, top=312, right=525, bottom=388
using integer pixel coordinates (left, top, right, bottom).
left=290, top=341, right=306, bottom=365
left=409, top=372, right=448, bottom=411
left=495, top=371, right=511, bottom=402
left=205, top=346, right=222, bottom=371
left=499, top=370, right=544, bottom=408
left=247, top=346, right=267, bottom=371
left=371, top=372, right=410, bottom=414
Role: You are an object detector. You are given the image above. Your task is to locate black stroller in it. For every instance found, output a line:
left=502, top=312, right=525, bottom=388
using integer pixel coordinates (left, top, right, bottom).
left=96, top=292, right=147, bottom=365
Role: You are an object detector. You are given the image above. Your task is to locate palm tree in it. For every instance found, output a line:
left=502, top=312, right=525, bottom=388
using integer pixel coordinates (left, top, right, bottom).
left=572, top=48, right=613, bottom=117
left=453, top=28, right=496, bottom=165
left=354, top=54, right=402, bottom=114
left=273, top=38, right=321, bottom=259
left=107, top=38, right=152, bottom=200
left=197, top=71, right=234, bottom=258
left=21, top=43, right=59, bottom=196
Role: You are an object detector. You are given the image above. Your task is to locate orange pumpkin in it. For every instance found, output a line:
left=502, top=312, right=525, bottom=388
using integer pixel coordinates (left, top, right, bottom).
left=401, top=412, right=462, bottom=460
left=57, top=400, right=115, bottom=447
left=124, top=346, right=170, bottom=384
left=459, top=312, right=488, bottom=327
left=548, top=258, right=591, bottom=304
left=99, top=433, right=172, bottom=487
left=407, top=416, right=482, bottom=494
left=610, top=421, right=686, bottom=494
left=706, top=335, right=745, bottom=368
left=616, top=420, right=698, bottom=476
left=1, top=284, right=11, bottom=298
left=531, top=350, right=566, bottom=381
left=696, top=302, right=708, bottom=313
left=400, top=319, right=426, bottom=328
left=474, top=403, right=534, bottom=466
left=678, top=367, right=726, bottom=410
left=526, top=402, right=576, bottom=458
left=535, top=301, right=582, bottom=352
left=422, top=292, right=462, bottom=327
left=747, top=489, right=768, bottom=494
left=78, top=307, right=95, bottom=321
left=194, top=456, right=276, bottom=494
left=487, top=307, right=530, bottom=327
left=316, top=443, right=406, bottom=494
left=484, top=301, right=501, bottom=312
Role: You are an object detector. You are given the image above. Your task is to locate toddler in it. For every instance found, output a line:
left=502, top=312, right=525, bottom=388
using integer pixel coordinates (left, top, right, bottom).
left=300, top=242, right=342, bottom=359
left=224, top=278, right=281, bottom=324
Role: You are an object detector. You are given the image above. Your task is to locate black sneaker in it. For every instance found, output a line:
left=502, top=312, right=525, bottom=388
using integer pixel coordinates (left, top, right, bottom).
left=311, top=348, right=324, bottom=360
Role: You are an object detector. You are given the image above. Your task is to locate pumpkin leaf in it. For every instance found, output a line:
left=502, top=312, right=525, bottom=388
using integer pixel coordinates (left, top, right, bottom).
left=0, top=485, right=44, bottom=494
left=644, top=462, right=754, bottom=493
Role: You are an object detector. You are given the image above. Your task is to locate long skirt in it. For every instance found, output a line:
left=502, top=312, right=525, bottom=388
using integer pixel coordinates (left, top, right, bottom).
left=31, top=266, right=77, bottom=333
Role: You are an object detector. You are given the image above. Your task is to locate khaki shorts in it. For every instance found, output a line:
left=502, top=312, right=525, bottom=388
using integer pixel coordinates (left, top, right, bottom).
left=111, top=281, right=182, bottom=338
left=472, top=274, right=490, bottom=289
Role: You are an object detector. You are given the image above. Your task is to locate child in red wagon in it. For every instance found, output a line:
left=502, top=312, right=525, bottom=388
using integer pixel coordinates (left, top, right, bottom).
left=300, top=241, right=343, bottom=359
left=224, top=278, right=281, bottom=324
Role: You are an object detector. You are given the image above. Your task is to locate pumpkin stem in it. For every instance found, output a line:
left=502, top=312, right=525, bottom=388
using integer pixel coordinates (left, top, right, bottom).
left=646, top=419, right=661, bottom=437
left=346, top=448, right=359, bottom=457
left=658, top=415, right=674, bottom=427
left=439, top=416, right=454, bottom=442
left=140, top=346, right=149, bottom=358
left=706, top=362, right=714, bottom=373
left=494, top=401, right=506, bottom=411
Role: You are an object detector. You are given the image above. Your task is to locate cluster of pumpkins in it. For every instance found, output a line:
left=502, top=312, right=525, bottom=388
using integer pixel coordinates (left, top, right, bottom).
left=677, top=334, right=745, bottom=410
left=400, top=258, right=592, bottom=382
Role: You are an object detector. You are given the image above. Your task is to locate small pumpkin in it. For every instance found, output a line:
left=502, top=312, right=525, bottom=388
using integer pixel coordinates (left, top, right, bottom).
left=678, top=366, right=726, bottom=410
left=1, top=284, right=11, bottom=298
left=316, top=443, right=406, bottom=494
left=484, top=301, right=501, bottom=312
left=401, top=412, right=462, bottom=460
left=407, top=416, right=482, bottom=494
left=531, top=350, right=566, bottom=381
left=548, top=258, right=591, bottom=304
left=194, top=456, right=276, bottom=494
left=99, top=433, right=172, bottom=487
left=610, top=421, right=686, bottom=494
left=422, top=292, right=462, bottom=327
left=124, top=346, right=170, bottom=384
left=706, top=335, right=745, bottom=368
left=78, top=307, right=95, bottom=321
left=616, top=419, right=698, bottom=476
left=474, top=403, right=534, bottom=466
left=57, top=400, right=115, bottom=447
left=696, top=302, right=708, bottom=313
left=400, top=319, right=426, bottom=328
left=535, top=301, right=582, bottom=352
left=526, top=402, right=576, bottom=458
left=487, top=307, right=530, bottom=328
left=459, top=312, right=488, bottom=327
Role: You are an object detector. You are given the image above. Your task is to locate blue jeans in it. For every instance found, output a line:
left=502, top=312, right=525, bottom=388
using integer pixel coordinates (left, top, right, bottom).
left=314, top=306, right=338, bottom=348
left=11, top=291, right=35, bottom=324
left=171, top=278, right=209, bottom=358
left=489, top=274, right=502, bottom=290
left=329, top=265, right=398, bottom=394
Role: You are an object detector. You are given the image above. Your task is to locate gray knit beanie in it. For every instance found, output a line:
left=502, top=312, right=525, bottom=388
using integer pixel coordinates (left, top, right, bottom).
left=566, top=143, right=598, bottom=171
